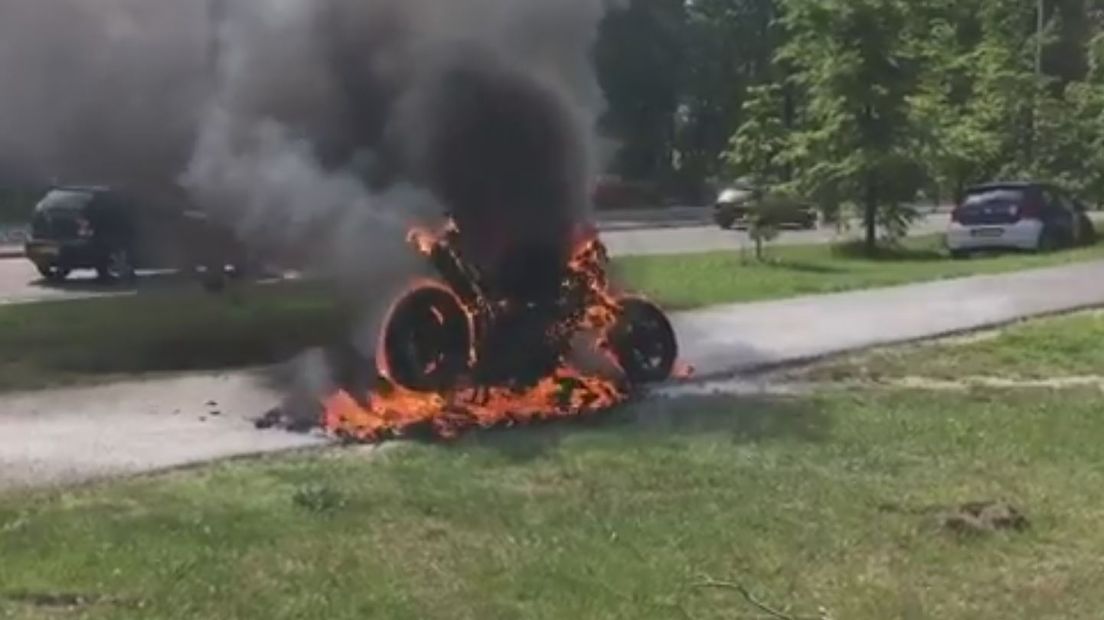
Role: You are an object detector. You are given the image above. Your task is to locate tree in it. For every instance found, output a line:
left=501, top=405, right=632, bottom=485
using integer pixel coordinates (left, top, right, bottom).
left=675, top=0, right=780, bottom=198
left=1057, top=35, right=1104, bottom=206
left=595, top=0, right=686, bottom=184
left=724, top=83, right=789, bottom=186
left=774, top=0, right=926, bottom=252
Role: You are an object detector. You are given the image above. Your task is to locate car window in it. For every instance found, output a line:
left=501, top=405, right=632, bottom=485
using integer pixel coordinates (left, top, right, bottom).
left=35, top=189, right=94, bottom=213
left=962, top=189, right=1026, bottom=208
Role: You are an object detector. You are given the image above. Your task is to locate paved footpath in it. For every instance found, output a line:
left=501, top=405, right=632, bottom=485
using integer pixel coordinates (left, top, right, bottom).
left=2, top=259, right=1103, bottom=491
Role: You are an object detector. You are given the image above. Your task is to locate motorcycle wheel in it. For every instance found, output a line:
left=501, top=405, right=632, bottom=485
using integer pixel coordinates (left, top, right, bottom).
left=381, top=284, right=472, bottom=392
left=608, top=297, right=678, bottom=384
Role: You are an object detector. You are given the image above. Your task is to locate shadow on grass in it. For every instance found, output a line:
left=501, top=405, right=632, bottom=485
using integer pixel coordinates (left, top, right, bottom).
left=456, top=393, right=831, bottom=464
left=829, top=239, right=945, bottom=262
left=769, top=260, right=848, bottom=275
left=0, top=283, right=350, bottom=389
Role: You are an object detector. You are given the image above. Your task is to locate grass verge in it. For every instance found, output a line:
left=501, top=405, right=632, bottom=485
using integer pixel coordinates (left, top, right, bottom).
left=2, top=386, right=1103, bottom=619
left=0, top=281, right=347, bottom=392
left=802, top=310, right=1104, bottom=382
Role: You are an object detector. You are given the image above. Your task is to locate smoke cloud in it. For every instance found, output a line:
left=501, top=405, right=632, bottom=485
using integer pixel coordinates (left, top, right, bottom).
left=0, top=0, right=208, bottom=193
left=0, top=0, right=619, bottom=291
left=0, top=0, right=630, bottom=422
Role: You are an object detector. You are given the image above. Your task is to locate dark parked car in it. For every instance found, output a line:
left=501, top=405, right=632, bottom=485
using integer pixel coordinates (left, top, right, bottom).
left=713, top=183, right=818, bottom=230
left=946, top=182, right=1096, bottom=257
left=24, top=186, right=253, bottom=285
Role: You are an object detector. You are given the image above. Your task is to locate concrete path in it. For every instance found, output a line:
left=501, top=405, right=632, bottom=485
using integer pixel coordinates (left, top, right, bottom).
left=0, top=373, right=326, bottom=491
left=677, top=259, right=1104, bottom=376
left=2, top=259, right=1103, bottom=491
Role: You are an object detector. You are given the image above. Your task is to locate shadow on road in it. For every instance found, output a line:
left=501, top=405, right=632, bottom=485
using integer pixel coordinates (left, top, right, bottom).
left=28, top=270, right=193, bottom=294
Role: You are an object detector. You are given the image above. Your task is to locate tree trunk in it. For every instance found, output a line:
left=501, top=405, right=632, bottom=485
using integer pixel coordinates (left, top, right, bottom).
left=953, top=175, right=965, bottom=207
left=864, top=174, right=878, bottom=255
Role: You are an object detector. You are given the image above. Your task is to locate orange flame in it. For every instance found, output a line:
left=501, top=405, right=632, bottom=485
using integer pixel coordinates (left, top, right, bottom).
left=324, top=366, right=625, bottom=442
left=322, top=220, right=689, bottom=442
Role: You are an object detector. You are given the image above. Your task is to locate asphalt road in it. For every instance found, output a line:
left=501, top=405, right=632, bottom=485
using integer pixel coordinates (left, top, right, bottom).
left=0, top=262, right=203, bottom=306
left=0, top=211, right=952, bottom=305
left=3, top=258, right=1103, bottom=490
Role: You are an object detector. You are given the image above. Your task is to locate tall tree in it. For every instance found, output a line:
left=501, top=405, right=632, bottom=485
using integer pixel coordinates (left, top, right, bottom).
left=907, top=0, right=995, bottom=204
left=595, top=0, right=686, bottom=184
left=774, top=0, right=925, bottom=251
left=675, top=0, right=779, bottom=197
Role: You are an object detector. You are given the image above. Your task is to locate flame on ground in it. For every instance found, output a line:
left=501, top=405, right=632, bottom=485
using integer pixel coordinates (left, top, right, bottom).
left=322, top=220, right=683, bottom=442
left=323, top=366, right=626, bottom=441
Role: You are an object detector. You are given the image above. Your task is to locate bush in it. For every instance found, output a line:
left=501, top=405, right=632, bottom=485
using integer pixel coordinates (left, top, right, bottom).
left=0, top=187, right=40, bottom=224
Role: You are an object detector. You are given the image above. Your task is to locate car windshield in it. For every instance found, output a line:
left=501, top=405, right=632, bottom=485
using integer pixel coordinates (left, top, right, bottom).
left=35, top=189, right=95, bottom=213
left=963, top=188, right=1027, bottom=207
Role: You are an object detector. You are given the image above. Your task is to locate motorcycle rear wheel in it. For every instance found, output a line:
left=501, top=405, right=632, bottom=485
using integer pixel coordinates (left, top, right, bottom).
left=381, top=284, right=472, bottom=392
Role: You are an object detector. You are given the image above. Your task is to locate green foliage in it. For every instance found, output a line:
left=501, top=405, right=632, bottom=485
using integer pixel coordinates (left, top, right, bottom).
left=676, top=0, right=780, bottom=191
left=744, top=190, right=785, bottom=261
left=596, top=0, right=686, bottom=184
left=775, top=0, right=927, bottom=250
left=598, top=0, right=1104, bottom=221
left=724, top=83, right=789, bottom=187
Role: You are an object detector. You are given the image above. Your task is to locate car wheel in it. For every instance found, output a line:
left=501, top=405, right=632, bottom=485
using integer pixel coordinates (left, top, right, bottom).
left=714, top=213, right=736, bottom=230
left=36, top=264, right=71, bottom=282
left=97, top=248, right=136, bottom=283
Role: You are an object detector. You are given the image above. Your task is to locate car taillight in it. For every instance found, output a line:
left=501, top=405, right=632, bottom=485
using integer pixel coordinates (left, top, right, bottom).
left=1019, top=198, right=1042, bottom=219
left=76, top=217, right=94, bottom=238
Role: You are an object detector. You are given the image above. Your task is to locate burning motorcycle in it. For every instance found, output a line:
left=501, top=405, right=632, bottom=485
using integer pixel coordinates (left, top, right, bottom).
left=321, top=218, right=682, bottom=442
left=380, top=220, right=678, bottom=394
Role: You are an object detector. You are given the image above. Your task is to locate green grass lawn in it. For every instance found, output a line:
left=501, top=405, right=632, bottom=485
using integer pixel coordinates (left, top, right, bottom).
left=618, top=235, right=1104, bottom=309
left=0, top=282, right=348, bottom=392
left=3, top=385, right=1104, bottom=619
left=803, top=310, right=1104, bottom=382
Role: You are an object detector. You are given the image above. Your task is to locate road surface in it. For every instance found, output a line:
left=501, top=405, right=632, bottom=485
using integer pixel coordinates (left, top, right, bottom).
left=0, top=211, right=952, bottom=305
left=2, top=258, right=1102, bottom=490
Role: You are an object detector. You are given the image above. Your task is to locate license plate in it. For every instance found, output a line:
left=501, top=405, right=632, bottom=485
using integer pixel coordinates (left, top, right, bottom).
left=971, top=228, right=1004, bottom=238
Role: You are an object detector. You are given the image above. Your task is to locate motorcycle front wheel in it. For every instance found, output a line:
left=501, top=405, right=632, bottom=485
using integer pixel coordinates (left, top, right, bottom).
left=608, top=297, right=678, bottom=384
